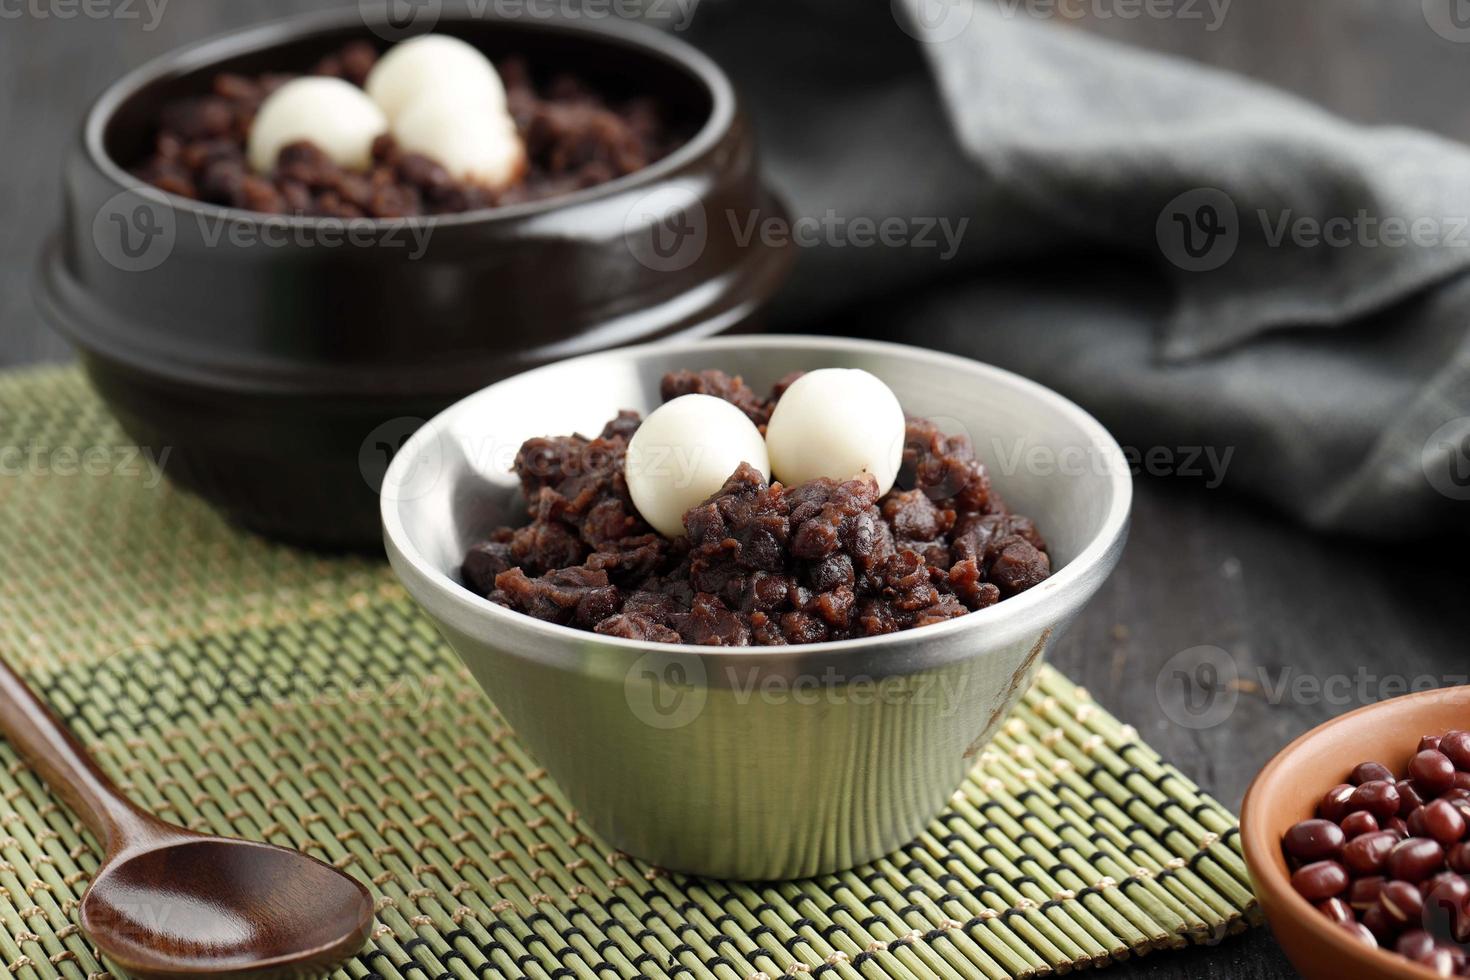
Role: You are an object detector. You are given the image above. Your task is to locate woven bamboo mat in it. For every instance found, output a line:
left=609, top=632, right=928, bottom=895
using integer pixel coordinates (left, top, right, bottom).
left=0, top=365, right=1259, bottom=979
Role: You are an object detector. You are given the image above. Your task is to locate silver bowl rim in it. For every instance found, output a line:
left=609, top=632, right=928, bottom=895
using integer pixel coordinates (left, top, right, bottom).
left=382, top=334, right=1134, bottom=658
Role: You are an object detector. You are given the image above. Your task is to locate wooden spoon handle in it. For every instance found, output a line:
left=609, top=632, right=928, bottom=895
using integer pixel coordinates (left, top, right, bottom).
left=0, top=658, right=154, bottom=853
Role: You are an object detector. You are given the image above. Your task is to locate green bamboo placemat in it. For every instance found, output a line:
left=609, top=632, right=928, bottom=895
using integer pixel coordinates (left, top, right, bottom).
left=0, top=365, right=1258, bottom=979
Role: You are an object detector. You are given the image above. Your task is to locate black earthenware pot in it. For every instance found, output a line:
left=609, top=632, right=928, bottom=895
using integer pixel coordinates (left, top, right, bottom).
left=36, top=7, right=792, bottom=550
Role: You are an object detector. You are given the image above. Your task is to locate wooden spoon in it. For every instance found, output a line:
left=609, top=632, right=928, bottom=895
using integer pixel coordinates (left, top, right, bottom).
left=0, top=659, right=374, bottom=979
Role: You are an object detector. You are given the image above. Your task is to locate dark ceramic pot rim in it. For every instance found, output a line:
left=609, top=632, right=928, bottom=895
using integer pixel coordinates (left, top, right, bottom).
left=84, top=6, right=735, bottom=228
left=39, top=5, right=793, bottom=404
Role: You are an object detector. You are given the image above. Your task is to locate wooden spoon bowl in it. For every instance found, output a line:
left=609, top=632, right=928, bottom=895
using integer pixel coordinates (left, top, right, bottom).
left=82, top=836, right=374, bottom=978
left=0, top=660, right=374, bottom=979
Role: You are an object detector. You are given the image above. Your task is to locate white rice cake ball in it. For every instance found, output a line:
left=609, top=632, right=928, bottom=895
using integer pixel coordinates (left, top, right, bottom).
left=626, top=395, right=771, bottom=538
left=765, top=368, right=906, bottom=495
left=365, top=34, right=507, bottom=123
left=247, top=76, right=387, bottom=174
left=392, top=94, right=527, bottom=189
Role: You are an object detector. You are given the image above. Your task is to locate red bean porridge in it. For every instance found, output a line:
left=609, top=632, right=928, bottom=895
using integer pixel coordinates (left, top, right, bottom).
left=460, top=369, right=1053, bottom=646
left=132, top=41, right=685, bottom=217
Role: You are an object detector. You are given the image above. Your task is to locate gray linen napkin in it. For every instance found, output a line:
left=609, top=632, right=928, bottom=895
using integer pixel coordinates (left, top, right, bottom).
left=683, top=0, right=1470, bottom=536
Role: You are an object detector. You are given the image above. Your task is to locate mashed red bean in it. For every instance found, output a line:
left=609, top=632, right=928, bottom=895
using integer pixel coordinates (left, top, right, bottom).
left=134, top=42, right=684, bottom=217
left=459, top=369, right=1053, bottom=646
left=1282, top=732, right=1470, bottom=973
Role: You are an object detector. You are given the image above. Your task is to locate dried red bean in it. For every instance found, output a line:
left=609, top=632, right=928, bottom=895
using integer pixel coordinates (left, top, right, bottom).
left=1338, top=920, right=1378, bottom=948
left=1344, top=831, right=1399, bottom=876
left=1352, top=761, right=1396, bottom=785
left=1380, top=880, right=1425, bottom=924
left=1424, top=871, right=1470, bottom=906
left=159, top=95, right=234, bottom=139
left=1422, top=799, right=1467, bottom=847
left=1340, top=811, right=1379, bottom=839
left=1399, top=779, right=1428, bottom=816
left=338, top=41, right=376, bottom=87
left=1388, top=838, right=1447, bottom=883
left=1419, top=949, right=1456, bottom=976
left=1452, top=802, right=1470, bottom=836
left=1351, top=876, right=1387, bottom=910
left=1351, top=780, right=1402, bottom=821
left=1445, top=732, right=1470, bottom=771
left=1397, top=929, right=1437, bottom=961
left=1411, top=750, right=1458, bottom=796
left=1423, top=874, right=1470, bottom=945
left=1362, top=903, right=1396, bottom=942
left=1319, top=783, right=1357, bottom=823
left=1280, top=736, right=1470, bottom=975
left=1291, top=860, right=1349, bottom=901
left=1283, top=819, right=1346, bottom=862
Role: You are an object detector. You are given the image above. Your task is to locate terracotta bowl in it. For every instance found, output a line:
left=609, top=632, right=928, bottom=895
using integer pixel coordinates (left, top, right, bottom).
left=1241, top=686, right=1470, bottom=980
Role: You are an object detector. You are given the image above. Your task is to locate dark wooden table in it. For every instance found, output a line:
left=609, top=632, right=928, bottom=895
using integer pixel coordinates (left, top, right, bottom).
left=4, top=3, right=1465, bottom=977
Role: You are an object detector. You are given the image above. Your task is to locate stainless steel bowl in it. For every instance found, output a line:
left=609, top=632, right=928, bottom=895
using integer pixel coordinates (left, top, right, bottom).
left=382, top=335, right=1132, bottom=879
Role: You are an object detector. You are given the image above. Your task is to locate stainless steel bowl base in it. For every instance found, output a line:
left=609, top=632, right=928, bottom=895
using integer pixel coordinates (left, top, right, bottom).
left=383, top=336, right=1132, bottom=879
